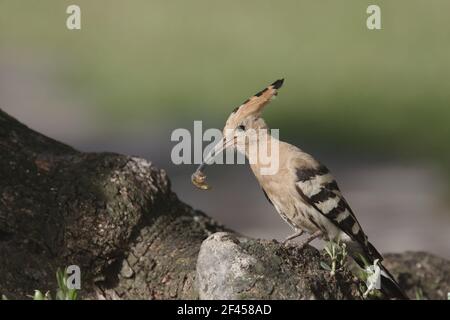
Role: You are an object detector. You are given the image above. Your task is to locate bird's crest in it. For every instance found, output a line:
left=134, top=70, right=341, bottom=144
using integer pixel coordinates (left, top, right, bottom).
left=226, top=79, right=284, bottom=127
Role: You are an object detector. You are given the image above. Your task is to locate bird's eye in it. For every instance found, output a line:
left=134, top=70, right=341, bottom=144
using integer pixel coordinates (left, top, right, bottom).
left=238, top=125, right=245, bottom=131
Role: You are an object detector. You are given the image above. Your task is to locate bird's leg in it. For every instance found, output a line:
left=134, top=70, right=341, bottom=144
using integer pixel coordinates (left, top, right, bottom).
left=297, top=230, right=323, bottom=250
left=282, top=230, right=304, bottom=245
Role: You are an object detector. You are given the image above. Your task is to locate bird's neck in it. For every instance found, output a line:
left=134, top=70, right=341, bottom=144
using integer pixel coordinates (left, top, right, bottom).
left=246, top=132, right=282, bottom=179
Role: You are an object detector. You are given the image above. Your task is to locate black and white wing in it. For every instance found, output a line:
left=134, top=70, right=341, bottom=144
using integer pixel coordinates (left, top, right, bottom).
left=295, top=163, right=382, bottom=261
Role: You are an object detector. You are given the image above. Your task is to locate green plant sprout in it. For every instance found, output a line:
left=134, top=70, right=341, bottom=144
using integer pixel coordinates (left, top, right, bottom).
left=320, top=239, right=348, bottom=276
left=320, top=242, right=387, bottom=299
left=415, top=287, right=424, bottom=300
left=32, top=267, right=78, bottom=300
left=32, top=290, right=52, bottom=300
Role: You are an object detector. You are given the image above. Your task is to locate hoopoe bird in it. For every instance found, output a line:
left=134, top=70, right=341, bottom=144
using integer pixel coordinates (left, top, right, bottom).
left=192, top=79, right=408, bottom=299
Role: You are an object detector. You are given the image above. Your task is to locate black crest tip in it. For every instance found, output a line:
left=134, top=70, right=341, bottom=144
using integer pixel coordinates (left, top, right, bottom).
left=271, top=78, right=284, bottom=89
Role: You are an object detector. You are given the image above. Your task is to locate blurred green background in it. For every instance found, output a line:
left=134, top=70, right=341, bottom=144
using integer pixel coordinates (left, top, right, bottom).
left=1, top=1, right=450, bottom=256
left=1, top=0, right=449, bottom=172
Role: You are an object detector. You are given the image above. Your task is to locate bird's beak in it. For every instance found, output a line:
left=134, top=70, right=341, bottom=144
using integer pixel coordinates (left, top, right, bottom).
left=203, top=135, right=236, bottom=166
left=191, top=134, right=236, bottom=190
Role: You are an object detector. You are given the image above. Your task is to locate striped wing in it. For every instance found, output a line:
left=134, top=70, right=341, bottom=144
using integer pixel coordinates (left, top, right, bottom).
left=295, top=164, right=381, bottom=259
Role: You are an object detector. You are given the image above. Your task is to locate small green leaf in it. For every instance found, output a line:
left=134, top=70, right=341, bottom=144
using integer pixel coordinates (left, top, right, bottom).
left=415, top=288, right=424, bottom=300
left=358, top=253, right=370, bottom=267
left=324, top=246, right=332, bottom=257
left=56, top=289, right=65, bottom=300
left=68, top=289, right=78, bottom=300
left=320, top=261, right=332, bottom=271
left=56, top=268, right=66, bottom=291
left=33, top=290, right=45, bottom=300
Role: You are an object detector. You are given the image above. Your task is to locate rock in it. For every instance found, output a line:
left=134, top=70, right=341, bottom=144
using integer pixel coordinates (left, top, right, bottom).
left=197, top=232, right=362, bottom=299
left=384, top=252, right=450, bottom=300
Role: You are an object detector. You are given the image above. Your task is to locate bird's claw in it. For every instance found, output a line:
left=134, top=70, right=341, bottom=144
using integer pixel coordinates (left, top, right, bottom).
left=282, top=231, right=304, bottom=245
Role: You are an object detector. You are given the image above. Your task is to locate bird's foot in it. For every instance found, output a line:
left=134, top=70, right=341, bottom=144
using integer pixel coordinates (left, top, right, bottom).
left=282, top=230, right=304, bottom=245
left=297, top=230, right=323, bottom=250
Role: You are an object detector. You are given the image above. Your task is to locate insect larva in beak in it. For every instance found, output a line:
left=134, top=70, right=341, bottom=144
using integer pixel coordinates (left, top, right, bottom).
left=191, top=171, right=211, bottom=190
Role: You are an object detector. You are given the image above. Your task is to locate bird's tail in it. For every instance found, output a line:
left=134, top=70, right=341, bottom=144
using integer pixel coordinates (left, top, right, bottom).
left=378, top=262, right=409, bottom=300
left=353, top=246, right=408, bottom=300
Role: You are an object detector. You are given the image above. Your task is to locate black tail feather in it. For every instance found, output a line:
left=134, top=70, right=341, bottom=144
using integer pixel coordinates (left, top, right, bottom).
left=353, top=252, right=409, bottom=300
left=379, top=263, right=409, bottom=300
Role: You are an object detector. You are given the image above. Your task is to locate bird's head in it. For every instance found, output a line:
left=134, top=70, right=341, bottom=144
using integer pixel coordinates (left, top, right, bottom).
left=192, top=79, right=284, bottom=189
